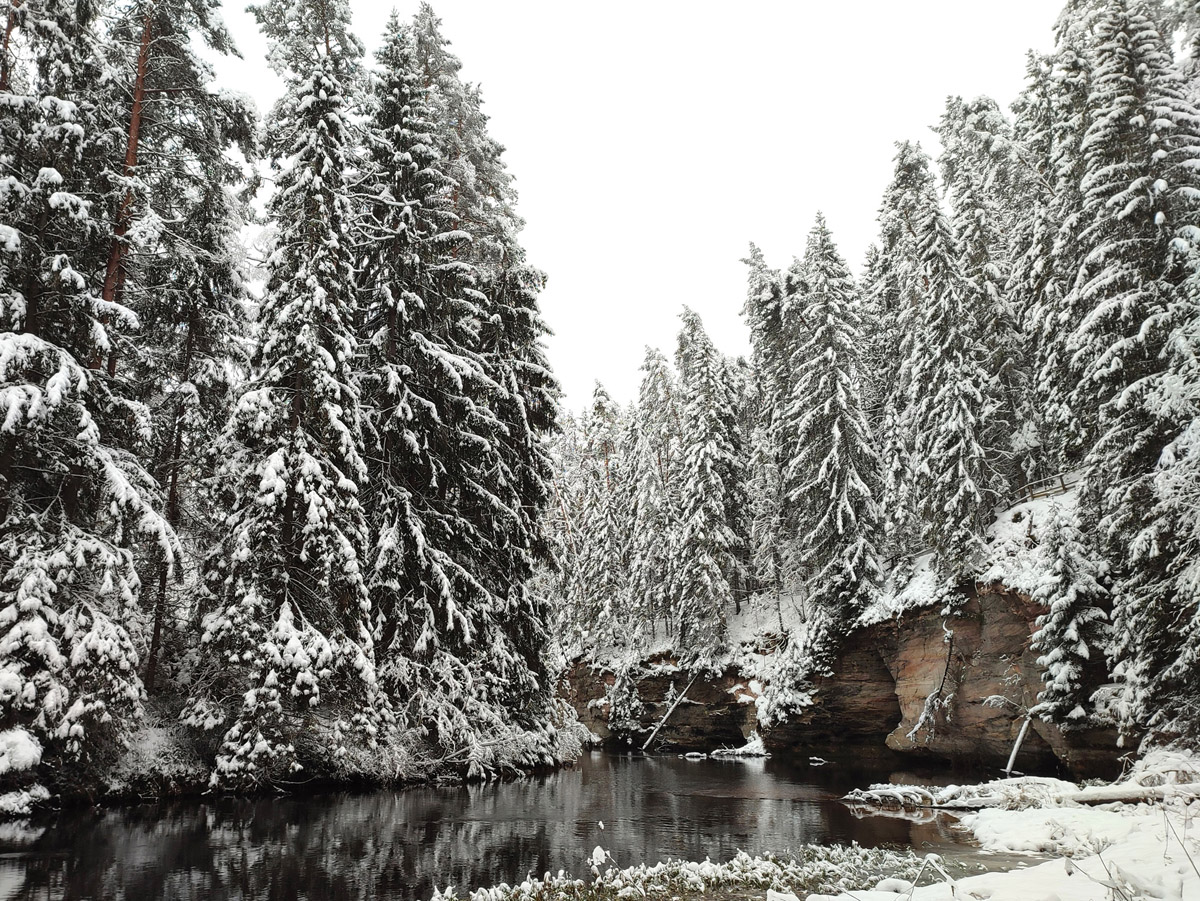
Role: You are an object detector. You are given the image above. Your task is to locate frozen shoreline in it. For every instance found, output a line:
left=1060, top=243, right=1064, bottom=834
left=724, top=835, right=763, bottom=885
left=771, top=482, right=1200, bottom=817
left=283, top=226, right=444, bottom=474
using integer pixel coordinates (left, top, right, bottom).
left=814, top=749, right=1200, bottom=900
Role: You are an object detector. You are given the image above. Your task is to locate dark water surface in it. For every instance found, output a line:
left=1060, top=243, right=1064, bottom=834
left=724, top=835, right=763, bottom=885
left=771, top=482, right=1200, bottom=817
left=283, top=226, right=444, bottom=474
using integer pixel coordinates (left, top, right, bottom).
left=0, top=752, right=979, bottom=900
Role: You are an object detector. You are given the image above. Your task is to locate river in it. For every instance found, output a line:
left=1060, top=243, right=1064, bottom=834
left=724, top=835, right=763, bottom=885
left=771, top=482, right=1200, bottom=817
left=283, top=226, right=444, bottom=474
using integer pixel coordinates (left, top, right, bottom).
left=0, top=752, right=992, bottom=900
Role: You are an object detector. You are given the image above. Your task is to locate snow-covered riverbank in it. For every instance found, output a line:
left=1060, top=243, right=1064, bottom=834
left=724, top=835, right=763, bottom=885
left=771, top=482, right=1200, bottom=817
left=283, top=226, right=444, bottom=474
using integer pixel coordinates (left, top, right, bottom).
left=818, top=749, right=1200, bottom=900
left=812, top=799, right=1198, bottom=900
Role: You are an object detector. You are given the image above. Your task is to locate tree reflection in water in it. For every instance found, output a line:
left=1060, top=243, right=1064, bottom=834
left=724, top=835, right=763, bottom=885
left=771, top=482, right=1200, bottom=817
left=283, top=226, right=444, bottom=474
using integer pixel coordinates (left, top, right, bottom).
left=0, top=753, right=972, bottom=900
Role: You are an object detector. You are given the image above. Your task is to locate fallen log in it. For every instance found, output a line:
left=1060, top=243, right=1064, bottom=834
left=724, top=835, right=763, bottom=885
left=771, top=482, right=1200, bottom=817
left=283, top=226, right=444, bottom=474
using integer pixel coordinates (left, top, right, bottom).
left=843, top=780, right=1200, bottom=812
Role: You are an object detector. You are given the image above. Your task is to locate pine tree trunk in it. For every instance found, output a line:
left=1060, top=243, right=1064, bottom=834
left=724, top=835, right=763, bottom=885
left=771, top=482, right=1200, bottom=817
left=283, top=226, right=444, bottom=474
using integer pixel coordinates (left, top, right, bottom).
left=99, top=9, right=154, bottom=373
left=0, top=0, right=19, bottom=92
left=144, top=564, right=169, bottom=691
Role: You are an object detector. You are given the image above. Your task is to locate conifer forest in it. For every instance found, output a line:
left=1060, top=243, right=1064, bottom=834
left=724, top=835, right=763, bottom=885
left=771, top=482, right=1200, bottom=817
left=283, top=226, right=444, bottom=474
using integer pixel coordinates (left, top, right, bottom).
left=4, top=0, right=1200, bottom=829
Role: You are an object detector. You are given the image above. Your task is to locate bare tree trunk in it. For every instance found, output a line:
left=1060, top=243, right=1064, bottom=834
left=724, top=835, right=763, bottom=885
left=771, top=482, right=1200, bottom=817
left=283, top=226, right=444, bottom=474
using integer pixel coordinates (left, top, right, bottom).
left=98, top=9, right=153, bottom=373
left=0, top=0, right=20, bottom=93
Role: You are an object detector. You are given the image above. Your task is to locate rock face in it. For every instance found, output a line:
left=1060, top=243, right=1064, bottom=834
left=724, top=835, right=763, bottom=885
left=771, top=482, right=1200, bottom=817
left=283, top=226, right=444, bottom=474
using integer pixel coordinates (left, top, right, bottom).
left=564, top=585, right=1122, bottom=778
left=758, top=629, right=904, bottom=760
left=563, top=658, right=755, bottom=752
left=865, top=584, right=1121, bottom=779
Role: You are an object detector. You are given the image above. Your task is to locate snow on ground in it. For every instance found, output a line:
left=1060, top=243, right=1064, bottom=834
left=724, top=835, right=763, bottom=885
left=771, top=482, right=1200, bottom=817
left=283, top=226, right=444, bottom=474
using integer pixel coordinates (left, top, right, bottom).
left=857, top=483, right=1083, bottom=630
left=810, top=803, right=1199, bottom=901
left=981, top=488, right=1078, bottom=596
left=815, top=748, right=1200, bottom=901
left=728, top=592, right=812, bottom=646
left=430, top=846, right=924, bottom=901
left=858, top=552, right=952, bottom=627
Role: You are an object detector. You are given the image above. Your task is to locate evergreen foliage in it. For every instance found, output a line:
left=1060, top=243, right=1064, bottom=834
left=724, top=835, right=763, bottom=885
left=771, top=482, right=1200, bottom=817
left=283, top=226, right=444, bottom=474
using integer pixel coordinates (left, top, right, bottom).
left=0, top=0, right=179, bottom=771
left=1069, top=2, right=1200, bottom=743
left=626, top=348, right=682, bottom=642
left=14, top=0, right=1200, bottom=793
left=674, top=309, right=736, bottom=663
left=186, top=0, right=381, bottom=788
left=1030, top=502, right=1110, bottom=726
left=781, top=215, right=882, bottom=623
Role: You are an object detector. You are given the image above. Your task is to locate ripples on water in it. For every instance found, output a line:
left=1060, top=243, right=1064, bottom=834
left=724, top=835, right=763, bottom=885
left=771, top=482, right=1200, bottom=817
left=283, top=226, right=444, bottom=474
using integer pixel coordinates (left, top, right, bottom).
left=0, top=752, right=976, bottom=900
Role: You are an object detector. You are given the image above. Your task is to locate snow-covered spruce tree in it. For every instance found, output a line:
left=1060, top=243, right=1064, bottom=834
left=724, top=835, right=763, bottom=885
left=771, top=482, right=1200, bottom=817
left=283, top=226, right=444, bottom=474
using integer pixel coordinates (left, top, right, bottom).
left=470, top=239, right=559, bottom=746
left=541, top=411, right=585, bottom=617
left=185, top=0, right=381, bottom=789
left=411, top=5, right=561, bottom=750
left=936, top=95, right=1034, bottom=242
left=864, top=142, right=936, bottom=562
left=781, top=214, right=883, bottom=625
left=947, top=167, right=1021, bottom=500
left=1030, top=502, right=1110, bottom=727
left=572, top=384, right=629, bottom=649
left=413, top=2, right=512, bottom=261
left=715, top=352, right=752, bottom=614
left=1054, top=0, right=1179, bottom=43
left=1146, top=339, right=1200, bottom=745
left=897, top=146, right=996, bottom=577
left=674, top=308, right=737, bottom=664
left=627, top=348, right=682, bottom=645
left=0, top=0, right=179, bottom=772
left=741, top=246, right=798, bottom=603
left=356, top=14, right=505, bottom=763
left=1022, top=42, right=1098, bottom=466
left=1008, top=51, right=1068, bottom=475
left=938, top=97, right=1029, bottom=491
left=1066, top=3, right=1200, bottom=745
left=1180, top=0, right=1200, bottom=100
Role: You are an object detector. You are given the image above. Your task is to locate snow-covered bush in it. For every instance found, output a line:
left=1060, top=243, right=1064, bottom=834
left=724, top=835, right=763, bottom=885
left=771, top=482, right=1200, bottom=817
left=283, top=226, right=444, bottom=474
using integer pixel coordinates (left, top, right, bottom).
left=751, top=611, right=835, bottom=729
left=605, top=664, right=646, bottom=737
left=0, top=728, right=41, bottom=777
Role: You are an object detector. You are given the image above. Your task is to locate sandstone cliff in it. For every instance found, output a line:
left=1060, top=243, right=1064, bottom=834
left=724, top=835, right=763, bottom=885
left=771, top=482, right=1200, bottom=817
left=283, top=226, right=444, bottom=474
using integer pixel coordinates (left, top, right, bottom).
left=563, top=584, right=1121, bottom=779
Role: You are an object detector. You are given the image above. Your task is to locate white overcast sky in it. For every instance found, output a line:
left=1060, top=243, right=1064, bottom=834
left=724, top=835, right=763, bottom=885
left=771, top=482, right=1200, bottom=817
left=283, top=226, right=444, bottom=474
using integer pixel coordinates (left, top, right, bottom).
left=214, top=1, right=1059, bottom=410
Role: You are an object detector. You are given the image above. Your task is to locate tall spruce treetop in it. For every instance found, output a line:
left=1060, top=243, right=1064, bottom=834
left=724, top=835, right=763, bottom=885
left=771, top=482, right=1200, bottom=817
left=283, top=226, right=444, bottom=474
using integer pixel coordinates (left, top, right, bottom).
left=189, top=0, right=379, bottom=788
left=867, top=142, right=939, bottom=561
left=1030, top=43, right=1098, bottom=461
left=937, top=95, right=1033, bottom=240
left=937, top=97, right=1026, bottom=442
left=627, top=347, right=682, bottom=643
left=675, top=308, right=737, bottom=662
left=1069, top=2, right=1200, bottom=440
left=741, top=245, right=799, bottom=596
left=741, top=244, right=790, bottom=417
left=948, top=162, right=1024, bottom=491
left=1009, top=47, right=1091, bottom=469
left=410, top=4, right=559, bottom=743
left=896, top=147, right=995, bottom=576
left=413, top=2, right=519, bottom=268
left=356, top=13, right=498, bottom=746
left=782, top=215, right=882, bottom=624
